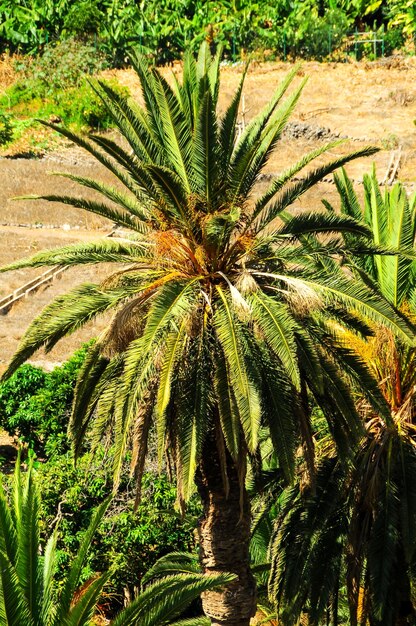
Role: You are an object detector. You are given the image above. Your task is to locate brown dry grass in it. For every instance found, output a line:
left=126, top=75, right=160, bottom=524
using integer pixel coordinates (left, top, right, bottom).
left=0, top=53, right=19, bottom=91
left=1, top=57, right=416, bottom=367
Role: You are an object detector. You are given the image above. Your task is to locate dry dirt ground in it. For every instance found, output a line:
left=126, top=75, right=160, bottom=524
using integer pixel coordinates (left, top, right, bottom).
left=1, top=56, right=416, bottom=371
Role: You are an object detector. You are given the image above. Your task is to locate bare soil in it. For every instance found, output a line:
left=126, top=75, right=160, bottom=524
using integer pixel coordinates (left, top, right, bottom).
left=1, top=56, right=416, bottom=371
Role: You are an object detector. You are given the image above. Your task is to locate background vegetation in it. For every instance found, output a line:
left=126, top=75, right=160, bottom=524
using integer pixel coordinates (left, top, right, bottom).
left=0, top=0, right=414, bottom=64
left=0, top=0, right=415, bottom=150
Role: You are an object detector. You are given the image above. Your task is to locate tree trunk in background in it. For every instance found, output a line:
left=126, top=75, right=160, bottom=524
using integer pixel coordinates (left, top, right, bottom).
left=195, top=433, right=257, bottom=626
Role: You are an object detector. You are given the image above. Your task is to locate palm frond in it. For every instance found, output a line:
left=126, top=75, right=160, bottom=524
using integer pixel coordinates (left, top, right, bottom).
left=142, top=552, right=200, bottom=585
left=214, top=287, right=261, bottom=452
left=0, top=239, right=150, bottom=272
left=110, top=573, right=236, bottom=626
left=254, top=146, right=379, bottom=234
left=52, top=172, right=151, bottom=228
left=250, top=292, right=301, bottom=389
left=253, top=140, right=344, bottom=217
left=56, top=498, right=111, bottom=621
left=2, top=283, right=125, bottom=379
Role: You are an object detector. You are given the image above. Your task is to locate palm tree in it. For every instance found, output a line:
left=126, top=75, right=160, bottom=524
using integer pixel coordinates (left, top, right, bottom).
left=0, top=454, right=234, bottom=626
left=270, top=433, right=416, bottom=626
left=269, top=170, right=416, bottom=626
left=334, top=166, right=416, bottom=411
left=1, top=46, right=414, bottom=624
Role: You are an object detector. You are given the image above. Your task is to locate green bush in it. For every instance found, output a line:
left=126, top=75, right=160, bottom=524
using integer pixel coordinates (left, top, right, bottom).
left=2, top=39, right=128, bottom=131
left=0, top=345, right=88, bottom=455
left=0, top=364, right=46, bottom=433
left=11, top=37, right=108, bottom=100
left=53, top=78, right=130, bottom=129
left=62, top=0, right=105, bottom=38
left=284, top=8, right=351, bottom=59
left=37, top=452, right=199, bottom=613
left=0, top=113, right=14, bottom=145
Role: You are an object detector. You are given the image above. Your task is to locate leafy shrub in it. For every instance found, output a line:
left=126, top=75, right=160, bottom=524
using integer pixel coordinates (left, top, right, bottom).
left=0, top=364, right=46, bottom=432
left=37, top=452, right=199, bottom=613
left=62, top=0, right=105, bottom=38
left=0, top=345, right=88, bottom=455
left=53, top=78, right=130, bottom=129
left=382, top=27, right=406, bottom=55
left=2, top=39, right=127, bottom=131
left=284, top=8, right=350, bottom=59
left=0, top=113, right=14, bottom=145
left=11, top=37, right=108, bottom=100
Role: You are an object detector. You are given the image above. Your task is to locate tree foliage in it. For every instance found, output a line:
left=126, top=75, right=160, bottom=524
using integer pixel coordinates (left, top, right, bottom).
left=0, top=0, right=407, bottom=62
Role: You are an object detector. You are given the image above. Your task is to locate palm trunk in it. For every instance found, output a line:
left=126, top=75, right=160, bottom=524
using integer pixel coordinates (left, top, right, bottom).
left=195, top=431, right=257, bottom=626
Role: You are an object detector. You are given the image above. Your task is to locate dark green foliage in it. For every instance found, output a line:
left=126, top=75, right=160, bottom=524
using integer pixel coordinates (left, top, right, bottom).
left=62, top=0, right=105, bottom=38
left=0, top=346, right=88, bottom=455
left=0, top=113, right=13, bottom=145
left=37, top=453, right=200, bottom=614
left=281, top=8, right=350, bottom=60
left=270, top=430, right=416, bottom=626
left=0, top=456, right=225, bottom=625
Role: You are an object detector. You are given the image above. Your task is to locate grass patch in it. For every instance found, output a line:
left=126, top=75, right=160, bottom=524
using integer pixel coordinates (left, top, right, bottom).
left=0, top=39, right=129, bottom=154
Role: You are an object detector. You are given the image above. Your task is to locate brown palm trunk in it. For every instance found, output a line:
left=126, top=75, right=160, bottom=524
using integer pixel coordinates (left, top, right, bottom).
left=195, top=431, right=257, bottom=626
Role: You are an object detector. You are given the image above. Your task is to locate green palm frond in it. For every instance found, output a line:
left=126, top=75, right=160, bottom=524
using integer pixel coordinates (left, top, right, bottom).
left=214, top=287, right=261, bottom=452
left=39, top=121, right=154, bottom=202
left=192, top=89, right=219, bottom=210
left=176, top=333, right=214, bottom=503
left=110, top=573, right=236, bottom=626
left=250, top=292, right=301, bottom=389
left=142, top=552, right=200, bottom=585
left=254, top=146, right=379, bottom=234
left=52, top=172, right=151, bottom=227
left=276, top=211, right=371, bottom=239
left=70, top=342, right=110, bottom=459
left=218, top=64, right=248, bottom=172
left=2, top=284, right=126, bottom=379
left=15, top=194, right=146, bottom=232
left=0, top=239, right=151, bottom=272
left=167, top=618, right=210, bottom=626
left=367, top=473, right=400, bottom=620
left=257, top=353, right=298, bottom=484
left=230, top=78, right=307, bottom=201
left=40, top=528, right=58, bottom=625
left=295, top=274, right=415, bottom=343
left=57, top=498, right=111, bottom=621
left=89, top=79, right=162, bottom=165
left=232, top=63, right=301, bottom=168
left=213, top=346, right=241, bottom=460
left=64, top=573, right=112, bottom=626
left=0, top=551, right=34, bottom=626
left=253, top=139, right=344, bottom=216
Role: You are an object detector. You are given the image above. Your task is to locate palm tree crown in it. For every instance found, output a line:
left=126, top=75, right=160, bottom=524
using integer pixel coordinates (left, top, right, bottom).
left=2, top=46, right=412, bottom=503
